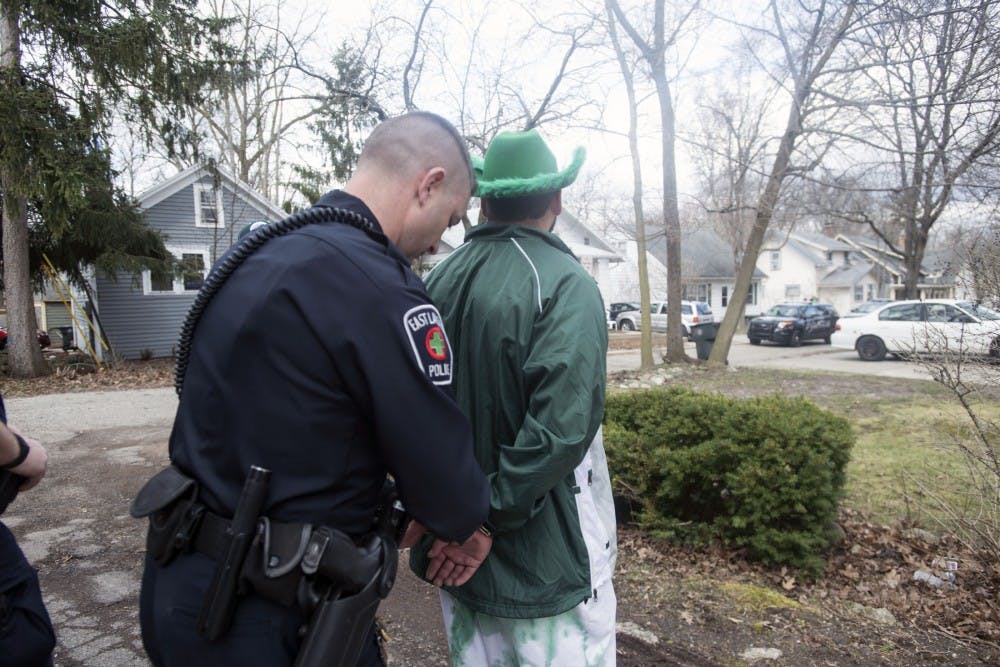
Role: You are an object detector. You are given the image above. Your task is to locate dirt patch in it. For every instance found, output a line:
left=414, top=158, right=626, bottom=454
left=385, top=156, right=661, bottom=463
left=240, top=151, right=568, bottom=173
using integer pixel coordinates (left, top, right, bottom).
left=3, top=359, right=998, bottom=665
left=1, top=352, right=174, bottom=397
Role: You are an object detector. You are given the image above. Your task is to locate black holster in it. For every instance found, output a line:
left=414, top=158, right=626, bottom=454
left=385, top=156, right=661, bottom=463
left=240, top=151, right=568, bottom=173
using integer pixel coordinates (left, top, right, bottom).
left=294, top=533, right=397, bottom=667
left=130, top=465, right=204, bottom=566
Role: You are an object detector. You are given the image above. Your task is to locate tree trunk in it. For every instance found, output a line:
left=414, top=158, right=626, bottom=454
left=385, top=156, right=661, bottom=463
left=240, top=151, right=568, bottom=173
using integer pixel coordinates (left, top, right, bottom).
left=709, top=92, right=802, bottom=365
left=606, top=2, right=653, bottom=368
left=1, top=0, right=47, bottom=377
left=903, top=225, right=928, bottom=298
left=652, top=66, right=686, bottom=363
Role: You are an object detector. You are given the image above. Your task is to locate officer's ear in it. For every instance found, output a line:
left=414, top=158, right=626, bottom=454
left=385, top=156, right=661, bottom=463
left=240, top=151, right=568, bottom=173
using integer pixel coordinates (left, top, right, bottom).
left=416, top=167, right=447, bottom=205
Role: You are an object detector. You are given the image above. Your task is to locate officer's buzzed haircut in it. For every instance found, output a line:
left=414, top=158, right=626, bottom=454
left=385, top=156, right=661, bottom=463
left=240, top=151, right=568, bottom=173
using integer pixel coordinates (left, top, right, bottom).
left=359, top=112, right=475, bottom=196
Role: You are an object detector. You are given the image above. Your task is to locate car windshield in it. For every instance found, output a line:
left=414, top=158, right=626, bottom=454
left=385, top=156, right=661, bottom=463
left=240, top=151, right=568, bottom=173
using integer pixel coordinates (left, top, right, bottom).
left=765, top=305, right=804, bottom=317
left=957, top=302, right=1000, bottom=321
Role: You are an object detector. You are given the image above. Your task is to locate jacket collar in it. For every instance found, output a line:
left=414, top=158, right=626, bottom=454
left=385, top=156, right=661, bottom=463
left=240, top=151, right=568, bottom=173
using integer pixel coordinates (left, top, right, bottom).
left=464, top=223, right=575, bottom=258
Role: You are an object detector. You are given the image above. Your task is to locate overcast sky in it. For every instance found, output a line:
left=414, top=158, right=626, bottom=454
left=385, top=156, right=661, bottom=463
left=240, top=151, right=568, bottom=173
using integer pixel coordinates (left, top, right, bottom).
left=271, top=0, right=757, bottom=206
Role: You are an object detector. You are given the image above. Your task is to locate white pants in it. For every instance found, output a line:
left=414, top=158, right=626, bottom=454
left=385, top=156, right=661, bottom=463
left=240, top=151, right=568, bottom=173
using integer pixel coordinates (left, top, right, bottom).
left=439, top=579, right=617, bottom=667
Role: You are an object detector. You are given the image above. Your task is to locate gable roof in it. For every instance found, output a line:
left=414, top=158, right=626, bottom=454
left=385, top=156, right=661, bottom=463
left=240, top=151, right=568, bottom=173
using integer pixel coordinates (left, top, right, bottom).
left=836, top=233, right=959, bottom=286
left=645, top=226, right=766, bottom=280
left=790, top=231, right=854, bottom=253
left=137, top=164, right=286, bottom=220
left=819, top=261, right=875, bottom=288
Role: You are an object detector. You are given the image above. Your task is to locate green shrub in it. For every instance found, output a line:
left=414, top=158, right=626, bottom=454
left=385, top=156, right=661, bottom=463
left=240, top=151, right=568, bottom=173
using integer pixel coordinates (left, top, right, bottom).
left=605, top=387, right=853, bottom=575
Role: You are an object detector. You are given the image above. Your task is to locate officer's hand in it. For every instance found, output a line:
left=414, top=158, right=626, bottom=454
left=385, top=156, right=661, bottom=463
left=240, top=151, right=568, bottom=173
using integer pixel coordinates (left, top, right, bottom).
left=425, top=531, right=492, bottom=587
left=6, top=426, right=48, bottom=492
left=399, top=520, right=427, bottom=549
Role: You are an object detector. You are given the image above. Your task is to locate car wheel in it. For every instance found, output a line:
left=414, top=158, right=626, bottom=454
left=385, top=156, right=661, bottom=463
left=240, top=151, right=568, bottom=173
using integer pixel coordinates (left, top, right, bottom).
left=788, top=330, right=802, bottom=347
left=749, top=337, right=761, bottom=346
left=990, top=336, right=1000, bottom=358
left=856, top=335, right=887, bottom=361
left=823, top=334, right=832, bottom=344
left=620, top=319, right=635, bottom=332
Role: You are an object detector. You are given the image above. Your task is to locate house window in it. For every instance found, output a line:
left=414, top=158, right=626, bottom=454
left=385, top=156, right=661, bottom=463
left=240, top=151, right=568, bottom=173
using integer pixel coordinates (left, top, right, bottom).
left=785, top=284, right=801, bottom=299
left=143, top=247, right=209, bottom=295
left=148, top=269, right=174, bottom=293
left=747, top=282, right=758, bottom=305
left=721, top=286, right=729, bottom=307
left=866, top=284, right=874, bottom=300
left=769, top=251, right=781, bottom=271
left=684, top=283, right=709, bottom=303
left=181, top=253, right=206, bottom=291
left=854, top=285, right=864, bottom=301
left=194, top=184, right=224, bottom=228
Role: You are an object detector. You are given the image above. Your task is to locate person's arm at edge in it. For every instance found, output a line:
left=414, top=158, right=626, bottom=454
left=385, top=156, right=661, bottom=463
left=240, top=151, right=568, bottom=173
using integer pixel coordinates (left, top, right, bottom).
left=0, top=423, right=48, bottom=491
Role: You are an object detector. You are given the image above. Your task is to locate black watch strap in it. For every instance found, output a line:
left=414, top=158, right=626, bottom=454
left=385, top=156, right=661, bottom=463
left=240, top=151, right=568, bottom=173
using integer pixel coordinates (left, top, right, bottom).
left=1, top=434, right=30, bottom=470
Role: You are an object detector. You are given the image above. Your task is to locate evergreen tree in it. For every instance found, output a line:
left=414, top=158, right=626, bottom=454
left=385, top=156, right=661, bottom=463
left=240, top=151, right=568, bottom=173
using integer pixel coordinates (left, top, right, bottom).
left=0, top=0, right=230, bottom=376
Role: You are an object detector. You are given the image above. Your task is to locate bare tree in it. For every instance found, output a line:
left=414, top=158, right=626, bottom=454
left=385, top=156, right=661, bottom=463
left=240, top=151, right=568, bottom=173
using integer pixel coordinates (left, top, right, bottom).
left=707, top=0, right=862, bottom=365
left=606, top=1, right=655, bottom=368
left=162, top=0, right=386, bottom=204
left=439, top=4, right=606, bottom=154
left=834, top=0, right=1000, bottom=298
left=607, top=0, right=702, bottom=363
left=685, top=66, right=776, bottom=295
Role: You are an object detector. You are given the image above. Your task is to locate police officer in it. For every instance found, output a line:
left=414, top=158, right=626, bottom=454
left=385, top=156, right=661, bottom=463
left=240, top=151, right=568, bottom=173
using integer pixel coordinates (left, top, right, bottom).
left=138, top=111, right=491, bottom=666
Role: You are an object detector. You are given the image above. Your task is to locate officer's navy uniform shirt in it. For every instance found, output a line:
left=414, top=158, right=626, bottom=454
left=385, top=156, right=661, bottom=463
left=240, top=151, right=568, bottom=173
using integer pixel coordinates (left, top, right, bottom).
left=169, top=190, right=488, bottom=541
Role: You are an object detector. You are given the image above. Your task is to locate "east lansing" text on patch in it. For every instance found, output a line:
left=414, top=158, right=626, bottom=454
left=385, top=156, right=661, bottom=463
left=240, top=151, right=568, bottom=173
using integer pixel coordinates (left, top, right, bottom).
left=403, top=304, right=453, bottom=385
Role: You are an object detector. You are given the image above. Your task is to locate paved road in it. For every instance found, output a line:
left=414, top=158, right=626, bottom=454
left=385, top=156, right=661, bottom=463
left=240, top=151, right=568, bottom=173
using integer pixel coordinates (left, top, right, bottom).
left=607, top=333, right=944, bottom=381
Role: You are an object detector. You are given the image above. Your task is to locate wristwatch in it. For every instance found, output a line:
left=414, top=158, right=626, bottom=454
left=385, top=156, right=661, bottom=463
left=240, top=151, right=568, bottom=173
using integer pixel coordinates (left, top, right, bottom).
left=1, top=434, right=30, bottom=470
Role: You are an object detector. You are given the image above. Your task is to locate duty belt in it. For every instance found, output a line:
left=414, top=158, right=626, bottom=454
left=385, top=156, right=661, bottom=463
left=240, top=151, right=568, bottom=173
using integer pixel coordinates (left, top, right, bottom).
left=130, top=465, right=389, bottom=609
left=183, top=506, right=381, bottom=609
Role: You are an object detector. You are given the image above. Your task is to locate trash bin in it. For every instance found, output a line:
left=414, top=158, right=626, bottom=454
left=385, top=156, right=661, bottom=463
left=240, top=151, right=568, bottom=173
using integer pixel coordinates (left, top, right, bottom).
left=690, top=322, right=719, bottom=360
left=56, top=326, right=75, bottom=351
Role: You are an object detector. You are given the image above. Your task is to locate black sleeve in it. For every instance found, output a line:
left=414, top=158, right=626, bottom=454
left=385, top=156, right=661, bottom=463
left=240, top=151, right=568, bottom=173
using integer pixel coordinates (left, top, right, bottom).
left=308, top=244, right=489, bottom=543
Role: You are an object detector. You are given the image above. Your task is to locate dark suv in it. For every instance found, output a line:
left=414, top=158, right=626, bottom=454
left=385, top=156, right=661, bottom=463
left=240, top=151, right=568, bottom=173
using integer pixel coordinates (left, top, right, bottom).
left=748, top=302, right=838, bottom=346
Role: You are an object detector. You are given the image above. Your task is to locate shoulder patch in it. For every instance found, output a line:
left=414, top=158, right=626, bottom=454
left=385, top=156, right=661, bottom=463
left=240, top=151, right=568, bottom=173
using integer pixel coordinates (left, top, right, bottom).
left=403, top=304, right=453, bottom=385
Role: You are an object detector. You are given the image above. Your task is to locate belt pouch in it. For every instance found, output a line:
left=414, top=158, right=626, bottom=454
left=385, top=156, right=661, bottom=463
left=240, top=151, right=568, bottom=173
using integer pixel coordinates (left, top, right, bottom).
left=130, top=465, right=201, bottom=565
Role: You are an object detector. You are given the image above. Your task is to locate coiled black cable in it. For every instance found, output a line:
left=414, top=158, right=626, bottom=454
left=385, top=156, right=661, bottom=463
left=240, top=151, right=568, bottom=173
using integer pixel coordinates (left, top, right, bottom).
left=174, top=207, right=389, bottom=396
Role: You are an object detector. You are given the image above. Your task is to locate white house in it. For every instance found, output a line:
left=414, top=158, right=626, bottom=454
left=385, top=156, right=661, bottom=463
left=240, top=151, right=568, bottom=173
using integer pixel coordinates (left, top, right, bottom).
left=757, top=231, right=883, bottom=314
left=635, top=226, right=767, bottom=322
left=756, top=230, right=964, bottom=315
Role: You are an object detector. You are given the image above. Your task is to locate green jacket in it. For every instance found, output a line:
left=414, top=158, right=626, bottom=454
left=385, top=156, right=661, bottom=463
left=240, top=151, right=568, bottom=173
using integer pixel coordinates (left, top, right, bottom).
left=410, top=223, right=617, bottom=619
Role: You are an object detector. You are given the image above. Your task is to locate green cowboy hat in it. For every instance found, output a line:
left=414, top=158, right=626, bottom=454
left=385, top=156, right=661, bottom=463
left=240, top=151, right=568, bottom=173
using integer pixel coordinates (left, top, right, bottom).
left=472, top=130, right=585, bottom=199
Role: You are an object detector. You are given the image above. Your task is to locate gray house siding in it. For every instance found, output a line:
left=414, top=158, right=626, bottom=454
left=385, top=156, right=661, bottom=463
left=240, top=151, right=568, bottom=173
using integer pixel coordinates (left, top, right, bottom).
left=96, top=171, right=283, bottom=360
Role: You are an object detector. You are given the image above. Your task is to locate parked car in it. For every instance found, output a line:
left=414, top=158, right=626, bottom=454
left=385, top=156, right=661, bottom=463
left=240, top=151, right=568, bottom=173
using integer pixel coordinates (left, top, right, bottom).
left=0, top=327, right=51, bottom=351
left=831, top=299, right=1000, bottom=361
left=840, top=298, right=895, bottom=318
left=616, top=300, right=714, bottom=338
left=609, top=302, right=640, bottom=321
left=747, top=302, right=839, bottom=346
left=607, top=302, right=640, bottom=330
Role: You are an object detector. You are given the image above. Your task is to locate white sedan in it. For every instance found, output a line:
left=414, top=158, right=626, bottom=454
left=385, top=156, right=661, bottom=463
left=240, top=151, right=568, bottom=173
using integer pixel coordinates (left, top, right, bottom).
left=830, top=299, right=1000, bottom=361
